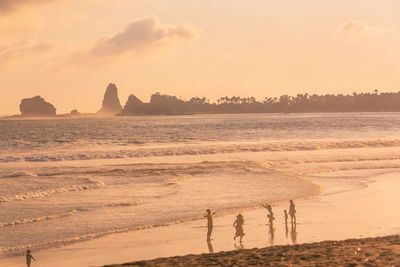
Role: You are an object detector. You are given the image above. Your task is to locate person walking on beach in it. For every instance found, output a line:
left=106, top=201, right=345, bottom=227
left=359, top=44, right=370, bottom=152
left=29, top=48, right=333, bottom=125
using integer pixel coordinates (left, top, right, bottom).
left=289, top=200, right=296, bottom=224
left=26, top=250, right=36, bottom=267
left=205, top=209, right=215, bottom=240
left=233, top=214, right=245, bottom=242
left=262, top=203, right=275, bottom=225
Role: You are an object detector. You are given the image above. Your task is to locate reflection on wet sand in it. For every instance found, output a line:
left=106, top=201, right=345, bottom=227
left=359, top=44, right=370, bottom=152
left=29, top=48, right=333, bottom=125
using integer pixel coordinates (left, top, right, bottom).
left=291, top=222, right=297, bottom=244
left=285, top=221, right=289, bottom=238
left=268, top=223, right=275, bottom=246
left=207, top=240, right=214, bottom=253
left=234, top=242, right=244, bottom=250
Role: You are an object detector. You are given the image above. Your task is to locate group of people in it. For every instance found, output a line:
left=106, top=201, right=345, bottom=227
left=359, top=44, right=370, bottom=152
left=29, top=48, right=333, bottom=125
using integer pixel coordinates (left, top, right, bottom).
left=206, top=200, right=297, bottom=244
left=263, top=199, right=296, bottom=225
left=23, top=201, right=296, bottom=266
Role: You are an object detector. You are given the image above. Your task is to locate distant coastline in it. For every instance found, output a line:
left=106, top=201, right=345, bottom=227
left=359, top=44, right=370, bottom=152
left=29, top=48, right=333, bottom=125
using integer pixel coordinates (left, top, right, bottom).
left=0, top=113, right=101, bottom=120
left=117, top=90, right=400, bottom=116
left=3, top=110, right=400, bottom=120
left=5, top=83, right=400, bottom=118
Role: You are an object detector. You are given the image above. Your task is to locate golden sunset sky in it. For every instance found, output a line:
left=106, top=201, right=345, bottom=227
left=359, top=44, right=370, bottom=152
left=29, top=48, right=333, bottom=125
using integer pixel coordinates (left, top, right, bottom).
left=1, top=0, right=399, bottom=114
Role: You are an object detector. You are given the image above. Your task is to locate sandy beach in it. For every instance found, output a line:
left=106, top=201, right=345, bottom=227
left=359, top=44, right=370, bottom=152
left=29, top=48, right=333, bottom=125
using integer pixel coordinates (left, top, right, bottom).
left=1, top=169, right=400, bottom=267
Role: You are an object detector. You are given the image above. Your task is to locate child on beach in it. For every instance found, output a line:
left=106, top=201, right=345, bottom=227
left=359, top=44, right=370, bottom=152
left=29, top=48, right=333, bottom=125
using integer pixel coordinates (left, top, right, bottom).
left=233, top=214, right=245, bottom=242
left=205, top=209, right=216, bottom=240
left=26, top=250, right=36, bottom=267
left=262, top=203, right=275, bottom=225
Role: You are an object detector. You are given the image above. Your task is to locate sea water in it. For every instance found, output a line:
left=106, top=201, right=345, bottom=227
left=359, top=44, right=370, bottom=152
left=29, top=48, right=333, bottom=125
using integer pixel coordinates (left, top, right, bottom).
left=1, top=113, right=400, bottom=256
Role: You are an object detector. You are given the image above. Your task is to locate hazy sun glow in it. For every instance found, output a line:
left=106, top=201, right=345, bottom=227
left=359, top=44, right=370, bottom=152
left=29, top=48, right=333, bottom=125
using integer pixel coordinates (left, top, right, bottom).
left=1, top=0, right=399, bottom=114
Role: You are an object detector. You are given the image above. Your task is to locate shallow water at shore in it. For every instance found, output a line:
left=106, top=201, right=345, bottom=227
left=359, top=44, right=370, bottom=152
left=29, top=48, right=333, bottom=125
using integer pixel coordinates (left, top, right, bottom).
left=1, top=169, right=400, bottom=267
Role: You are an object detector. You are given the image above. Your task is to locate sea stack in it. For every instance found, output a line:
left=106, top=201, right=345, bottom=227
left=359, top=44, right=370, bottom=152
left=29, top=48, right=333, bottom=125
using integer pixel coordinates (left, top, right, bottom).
left=19, top=96, right=57, bottom=116
left=120, top=94, right=145, bottom=115
left=119, top=92, right=175, bottom=115
left=97, top=83, right=123, bottom=115
left=124, top=94, right=144, bottom=107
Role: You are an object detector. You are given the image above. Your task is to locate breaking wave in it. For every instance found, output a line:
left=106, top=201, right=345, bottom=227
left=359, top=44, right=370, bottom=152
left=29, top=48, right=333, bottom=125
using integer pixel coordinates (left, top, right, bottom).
left=0, top=210, right=81, bottom=228
left=1, top=138, right=400, bottom=163
left=0, top=180, right=105, bottom=203
left=0, top=201, right=141, bottom=228
left=104, top=200, right=142, bottom=208
left=0, top=172, right=37, bottom=178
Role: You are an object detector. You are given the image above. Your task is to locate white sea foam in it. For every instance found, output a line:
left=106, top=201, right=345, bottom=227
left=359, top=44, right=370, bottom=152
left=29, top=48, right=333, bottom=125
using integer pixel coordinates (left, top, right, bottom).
left=0, top=210, right=79, bottom=227
left=1, top=138, right=399, bottom=163
left=0, top=181, right=105, bottom=203
left=104, top=200, right=142, bottom=207
left=0, top=201, right=141, bottom=228
left=0, top=171, right=37, bottom=178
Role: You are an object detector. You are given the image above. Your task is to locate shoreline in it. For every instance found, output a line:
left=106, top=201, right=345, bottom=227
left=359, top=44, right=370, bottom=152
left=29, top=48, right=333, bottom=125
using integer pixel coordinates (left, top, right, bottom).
left=2, top=111, right=400, bottom=120
left=1, top=169, right=400, bottom=267
left=105, top=234, right=400, bottom=266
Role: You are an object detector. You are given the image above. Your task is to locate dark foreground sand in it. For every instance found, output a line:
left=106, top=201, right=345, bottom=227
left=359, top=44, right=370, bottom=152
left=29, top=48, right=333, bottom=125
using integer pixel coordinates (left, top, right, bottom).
left=105, top=235, right=400, bottom=267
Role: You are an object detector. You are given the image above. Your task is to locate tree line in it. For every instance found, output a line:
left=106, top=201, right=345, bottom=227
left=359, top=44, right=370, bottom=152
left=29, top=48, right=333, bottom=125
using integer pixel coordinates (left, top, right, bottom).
left=120, top=90, right=400, bottom=115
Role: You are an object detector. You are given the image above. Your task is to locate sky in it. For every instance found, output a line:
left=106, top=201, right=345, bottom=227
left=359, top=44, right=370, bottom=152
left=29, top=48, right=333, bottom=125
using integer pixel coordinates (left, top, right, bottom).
left=0, top=0, right=399, bottom=114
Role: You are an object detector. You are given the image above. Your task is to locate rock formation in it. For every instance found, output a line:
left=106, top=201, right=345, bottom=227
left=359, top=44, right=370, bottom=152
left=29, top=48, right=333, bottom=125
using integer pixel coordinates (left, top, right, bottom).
left=19, top=96, right=57, bottom=116
left=125, top=94, right=144, bottom=107
left=120, top=94, right=146, bottom=115
left=120, top=93, right=172, bottom=115
left=97, top=83, right=123, bottom=115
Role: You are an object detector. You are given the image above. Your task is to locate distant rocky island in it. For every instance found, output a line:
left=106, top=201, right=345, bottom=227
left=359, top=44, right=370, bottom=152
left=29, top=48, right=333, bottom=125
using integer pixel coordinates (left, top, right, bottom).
left=97, top=83, right=194, bottom=116
left=20, top=96, right=56, bottom=116
left=120, top=92, right=185, bottom=115
left=8, top=84, right=400, bottom=118
left=97, top=83, right=123, bottom=115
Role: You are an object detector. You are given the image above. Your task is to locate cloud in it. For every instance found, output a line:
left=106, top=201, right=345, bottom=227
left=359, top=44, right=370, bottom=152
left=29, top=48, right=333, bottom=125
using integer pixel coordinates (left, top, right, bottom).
left=0, top=39, right=57, bottom=62
left=336, top=20, right=390, bottom=42
left=0, top=17, right=199, bottom=68
left=91, top=17, right=198, bottom=57
left=72, top=16, right=199, bottom=65
left=0, top=0, right=59, bottom=13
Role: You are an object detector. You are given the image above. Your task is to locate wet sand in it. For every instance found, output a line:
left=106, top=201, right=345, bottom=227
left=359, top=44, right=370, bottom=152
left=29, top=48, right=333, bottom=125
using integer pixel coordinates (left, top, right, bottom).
left=2, top=170, right=400, bottom=267
left=106, top=235, right=400, bottom=266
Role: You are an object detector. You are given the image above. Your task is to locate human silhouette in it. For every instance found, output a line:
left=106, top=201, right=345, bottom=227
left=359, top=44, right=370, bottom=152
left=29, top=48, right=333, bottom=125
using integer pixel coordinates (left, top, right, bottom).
left=233, top=214, right=245, bottom=242
left=205, top=209, right=215, bottom=240
left=289, top=200, right=296, bottom=224
left=26, top=250, right=36, bottom=267
left=284, top=209, right=289, bottom=238
left=207, top=239, right=214, bottom=253
left=290, top=222, right=297, bottom=244
left=262, top=203, right=275, bottom=225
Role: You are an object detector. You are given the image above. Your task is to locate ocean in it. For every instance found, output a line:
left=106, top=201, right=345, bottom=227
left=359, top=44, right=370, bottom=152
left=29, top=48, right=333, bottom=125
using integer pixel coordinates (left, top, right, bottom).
left=1, top=113, right=400, bottom=256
